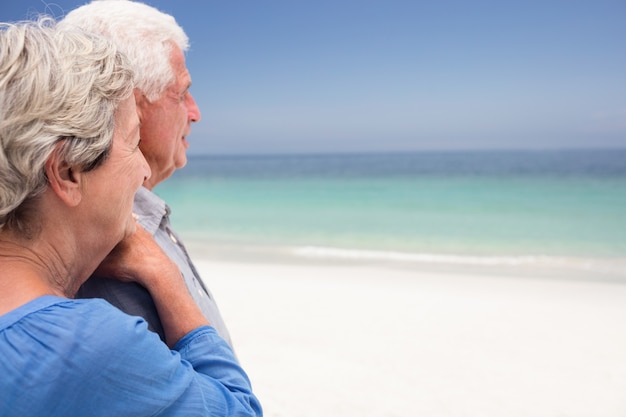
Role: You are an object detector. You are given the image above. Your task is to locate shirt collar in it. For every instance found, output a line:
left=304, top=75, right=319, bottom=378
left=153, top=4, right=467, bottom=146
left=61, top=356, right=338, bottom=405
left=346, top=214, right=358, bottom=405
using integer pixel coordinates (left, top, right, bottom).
left=133, top=186, right=170, bottom=235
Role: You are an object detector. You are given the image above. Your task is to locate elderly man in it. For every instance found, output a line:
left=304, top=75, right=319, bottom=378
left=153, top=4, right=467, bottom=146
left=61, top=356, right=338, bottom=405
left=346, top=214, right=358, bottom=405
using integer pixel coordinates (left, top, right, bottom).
left=61, top=0, right=232, bottom=346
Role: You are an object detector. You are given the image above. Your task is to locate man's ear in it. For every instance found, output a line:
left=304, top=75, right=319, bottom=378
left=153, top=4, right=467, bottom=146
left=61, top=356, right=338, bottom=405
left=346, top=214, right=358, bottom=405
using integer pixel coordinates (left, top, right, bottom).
left=44, top=143, right=82, bottom=207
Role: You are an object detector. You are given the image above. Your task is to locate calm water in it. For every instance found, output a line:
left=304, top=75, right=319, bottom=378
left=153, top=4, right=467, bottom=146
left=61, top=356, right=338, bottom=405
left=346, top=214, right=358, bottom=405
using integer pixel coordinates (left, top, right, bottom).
left=155, top=149, right=626, bottom=276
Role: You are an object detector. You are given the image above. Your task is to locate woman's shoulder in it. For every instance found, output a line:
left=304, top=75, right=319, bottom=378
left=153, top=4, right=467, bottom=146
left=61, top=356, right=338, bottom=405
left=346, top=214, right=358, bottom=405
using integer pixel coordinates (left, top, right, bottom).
left=2, top=295, right=159, bottom=354
left=57, top=297, right=161, bottom=348
left=2, top=295, right=169, bottom=380
left=16, top=295, right=144, bottom=330
left=0, top=299, right=179, bottom=416
left=0, top=295, right=113, bottom=333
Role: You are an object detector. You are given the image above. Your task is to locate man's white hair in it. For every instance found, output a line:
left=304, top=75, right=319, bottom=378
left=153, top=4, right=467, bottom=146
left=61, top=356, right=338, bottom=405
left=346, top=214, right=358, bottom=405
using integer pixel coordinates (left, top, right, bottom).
left=60, top=0, right=189, bottom=102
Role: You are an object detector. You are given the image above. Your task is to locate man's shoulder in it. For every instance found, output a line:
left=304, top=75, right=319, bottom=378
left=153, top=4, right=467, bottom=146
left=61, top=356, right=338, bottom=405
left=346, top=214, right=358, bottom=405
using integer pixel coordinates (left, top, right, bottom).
left=77, top=277, right=165, bottom=339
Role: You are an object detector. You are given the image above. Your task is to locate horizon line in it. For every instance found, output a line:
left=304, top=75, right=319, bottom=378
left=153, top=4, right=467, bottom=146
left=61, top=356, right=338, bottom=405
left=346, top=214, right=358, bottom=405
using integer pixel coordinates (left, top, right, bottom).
left=186, top=146, right=626, bottom=159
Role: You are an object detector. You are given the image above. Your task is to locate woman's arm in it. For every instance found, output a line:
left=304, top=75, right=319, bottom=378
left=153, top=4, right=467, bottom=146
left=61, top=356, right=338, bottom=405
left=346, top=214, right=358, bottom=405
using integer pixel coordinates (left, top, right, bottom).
left=90, top=225, right=263, bottom=415
left=76, top=300, right=262, bottom=416
left=94, top=224, right=208, bottom=347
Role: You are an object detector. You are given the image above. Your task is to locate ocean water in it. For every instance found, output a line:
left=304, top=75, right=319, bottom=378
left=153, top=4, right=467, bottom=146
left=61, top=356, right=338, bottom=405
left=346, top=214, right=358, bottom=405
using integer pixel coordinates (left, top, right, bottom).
left=155, top=149, right=626, bottom=278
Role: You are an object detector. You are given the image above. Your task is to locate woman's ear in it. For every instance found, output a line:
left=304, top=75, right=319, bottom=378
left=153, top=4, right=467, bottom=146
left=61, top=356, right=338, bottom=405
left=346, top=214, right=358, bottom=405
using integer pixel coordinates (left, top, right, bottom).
left=44, top=143, right=82, bottom=207
left=133, top=89, right=145, bottom=121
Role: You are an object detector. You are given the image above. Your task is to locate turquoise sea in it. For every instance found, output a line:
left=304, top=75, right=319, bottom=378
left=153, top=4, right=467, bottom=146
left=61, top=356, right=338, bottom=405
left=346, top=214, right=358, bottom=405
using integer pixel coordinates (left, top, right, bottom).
left=155, top=149, right=626, bottom=279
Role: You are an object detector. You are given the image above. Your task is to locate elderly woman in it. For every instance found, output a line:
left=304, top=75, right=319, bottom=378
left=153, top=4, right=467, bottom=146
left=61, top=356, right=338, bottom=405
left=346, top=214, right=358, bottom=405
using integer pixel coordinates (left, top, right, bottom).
left=0, top=19, right=261, bottom=417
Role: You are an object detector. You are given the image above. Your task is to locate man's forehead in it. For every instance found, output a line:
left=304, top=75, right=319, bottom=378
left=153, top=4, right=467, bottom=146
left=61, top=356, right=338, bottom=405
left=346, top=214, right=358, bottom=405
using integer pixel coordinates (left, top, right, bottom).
left=166, top=45, right=192, bottom=91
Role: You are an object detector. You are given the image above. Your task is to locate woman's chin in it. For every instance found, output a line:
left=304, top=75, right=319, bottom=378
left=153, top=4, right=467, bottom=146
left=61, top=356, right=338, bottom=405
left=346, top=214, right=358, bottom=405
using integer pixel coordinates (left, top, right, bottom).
left=120, top=218, right=137, bottom=240
left=127, top=220, right=138, bottom=235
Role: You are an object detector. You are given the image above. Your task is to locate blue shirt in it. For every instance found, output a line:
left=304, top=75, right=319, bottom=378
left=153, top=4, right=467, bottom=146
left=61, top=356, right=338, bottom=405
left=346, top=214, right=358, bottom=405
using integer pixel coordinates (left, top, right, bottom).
left=0, top=296, right=262, bottom=417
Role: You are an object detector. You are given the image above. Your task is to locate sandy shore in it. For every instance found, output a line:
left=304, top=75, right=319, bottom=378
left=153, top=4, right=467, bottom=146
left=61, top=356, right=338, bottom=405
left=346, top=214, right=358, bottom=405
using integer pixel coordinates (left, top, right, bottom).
left=194, top=258, right=626, bottom=417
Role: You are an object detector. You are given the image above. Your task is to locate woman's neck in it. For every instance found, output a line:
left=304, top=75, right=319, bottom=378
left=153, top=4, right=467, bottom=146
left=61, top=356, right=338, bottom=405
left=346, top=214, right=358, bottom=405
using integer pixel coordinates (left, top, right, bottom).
left=0, top=237, right=71, bottom=315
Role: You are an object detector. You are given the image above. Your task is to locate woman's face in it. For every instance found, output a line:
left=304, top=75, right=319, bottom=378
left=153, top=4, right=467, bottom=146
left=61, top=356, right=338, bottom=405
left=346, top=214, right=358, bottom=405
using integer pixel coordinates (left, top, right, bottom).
left=81, top=95, right=151, bottom=248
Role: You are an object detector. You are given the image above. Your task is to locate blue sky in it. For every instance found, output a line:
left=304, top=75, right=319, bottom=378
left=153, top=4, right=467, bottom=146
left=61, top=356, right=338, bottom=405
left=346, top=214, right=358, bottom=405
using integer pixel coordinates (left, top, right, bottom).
left=2, top=1, right=625, bottom=154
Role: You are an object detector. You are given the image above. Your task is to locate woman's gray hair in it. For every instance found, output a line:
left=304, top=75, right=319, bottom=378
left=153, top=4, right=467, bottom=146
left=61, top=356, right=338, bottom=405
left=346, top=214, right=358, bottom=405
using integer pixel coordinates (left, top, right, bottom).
left=60, top=0, right=189, bottom=102
left=0, top=17, right=134, bottom=234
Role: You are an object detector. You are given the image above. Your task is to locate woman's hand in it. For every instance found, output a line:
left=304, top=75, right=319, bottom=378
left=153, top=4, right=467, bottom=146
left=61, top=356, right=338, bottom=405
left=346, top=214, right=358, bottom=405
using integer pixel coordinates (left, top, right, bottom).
left=94, top=223, right=179, bottom=287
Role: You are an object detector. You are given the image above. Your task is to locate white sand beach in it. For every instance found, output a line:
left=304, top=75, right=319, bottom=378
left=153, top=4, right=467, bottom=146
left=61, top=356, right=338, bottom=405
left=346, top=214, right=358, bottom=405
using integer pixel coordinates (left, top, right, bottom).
left=194, top=256, right=626, bottom=417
